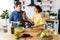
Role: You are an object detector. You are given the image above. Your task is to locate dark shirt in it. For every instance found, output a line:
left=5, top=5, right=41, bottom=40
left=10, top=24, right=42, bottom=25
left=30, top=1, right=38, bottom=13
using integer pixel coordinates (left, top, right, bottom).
left=9, top=10, right=26, bottom=28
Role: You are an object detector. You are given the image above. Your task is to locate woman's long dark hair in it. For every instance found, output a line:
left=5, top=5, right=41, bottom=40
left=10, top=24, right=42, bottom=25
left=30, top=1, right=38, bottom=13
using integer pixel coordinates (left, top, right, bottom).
left=34, top=5, right=42, bottom=13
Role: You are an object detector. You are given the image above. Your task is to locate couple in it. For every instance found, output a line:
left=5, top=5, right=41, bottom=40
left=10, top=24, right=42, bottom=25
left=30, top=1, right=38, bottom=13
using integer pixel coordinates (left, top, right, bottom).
left=9, top=2, right=46, bottom=29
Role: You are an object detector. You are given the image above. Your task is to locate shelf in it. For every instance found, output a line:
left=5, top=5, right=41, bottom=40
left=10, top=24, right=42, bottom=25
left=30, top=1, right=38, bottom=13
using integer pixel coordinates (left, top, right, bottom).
left=42, top=0, right=53, bottom=2
left=41, top=0, right=53, bottom=12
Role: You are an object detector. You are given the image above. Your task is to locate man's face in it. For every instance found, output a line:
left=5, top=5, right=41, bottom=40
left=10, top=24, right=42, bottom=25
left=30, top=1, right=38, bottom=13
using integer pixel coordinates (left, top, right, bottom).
left=16, top=4, right=22, bottom=11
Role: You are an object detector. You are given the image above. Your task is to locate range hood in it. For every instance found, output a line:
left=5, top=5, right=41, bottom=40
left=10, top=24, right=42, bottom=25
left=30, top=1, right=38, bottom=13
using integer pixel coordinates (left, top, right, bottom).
left=37, top=0, right=41, bottom=2
left=28, top=0, right=36, bottom=6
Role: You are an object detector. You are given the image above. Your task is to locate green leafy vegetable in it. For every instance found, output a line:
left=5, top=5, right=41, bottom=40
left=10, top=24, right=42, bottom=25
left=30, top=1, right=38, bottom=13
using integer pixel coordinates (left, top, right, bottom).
left=13, top=33, right=23, bottom=39
left=16, top=27, right=24, bottom=30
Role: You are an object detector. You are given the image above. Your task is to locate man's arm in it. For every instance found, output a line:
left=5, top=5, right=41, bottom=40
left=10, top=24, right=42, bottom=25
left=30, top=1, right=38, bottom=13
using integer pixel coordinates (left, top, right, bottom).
left=22, top=12, right=33, bottom=23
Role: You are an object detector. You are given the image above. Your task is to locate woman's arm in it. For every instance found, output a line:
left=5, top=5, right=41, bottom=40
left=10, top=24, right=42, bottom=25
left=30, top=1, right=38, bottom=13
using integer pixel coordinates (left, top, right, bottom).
left=34, top=24, right=44, bottom=27
left=31, top=24, right=44, bottom=28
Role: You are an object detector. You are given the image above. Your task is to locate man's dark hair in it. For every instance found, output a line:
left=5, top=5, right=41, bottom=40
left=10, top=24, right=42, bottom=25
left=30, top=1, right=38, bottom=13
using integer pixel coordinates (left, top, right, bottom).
left=34, top=5, right=42, bottom=13
left=15, top=2, right=21, bottom=6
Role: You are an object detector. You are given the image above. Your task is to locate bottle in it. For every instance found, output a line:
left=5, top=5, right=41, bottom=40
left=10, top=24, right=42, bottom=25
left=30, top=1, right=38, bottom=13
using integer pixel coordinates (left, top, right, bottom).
left=11, top=22, right=14, bottom=34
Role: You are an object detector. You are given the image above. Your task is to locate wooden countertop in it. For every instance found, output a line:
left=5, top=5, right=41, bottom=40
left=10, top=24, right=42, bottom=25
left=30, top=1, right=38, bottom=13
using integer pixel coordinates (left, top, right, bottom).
left=0, top=28, right=60, bottom=40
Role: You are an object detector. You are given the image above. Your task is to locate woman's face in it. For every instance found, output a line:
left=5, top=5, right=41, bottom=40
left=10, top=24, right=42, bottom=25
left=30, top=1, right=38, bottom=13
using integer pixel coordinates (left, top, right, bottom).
left=34, top=7, right=38, bottom=13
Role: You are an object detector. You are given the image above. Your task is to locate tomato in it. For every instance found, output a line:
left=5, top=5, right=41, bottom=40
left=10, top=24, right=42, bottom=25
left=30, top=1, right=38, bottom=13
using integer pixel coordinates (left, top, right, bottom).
left=15, top=31, right=21, bottom=35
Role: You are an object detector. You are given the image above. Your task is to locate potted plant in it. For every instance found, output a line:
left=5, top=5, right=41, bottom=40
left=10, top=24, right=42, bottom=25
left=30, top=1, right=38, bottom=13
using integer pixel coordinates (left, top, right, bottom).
left=0, top=9, right=9, bottom=32
left=49, top=12, right=57, bottom=16
left=0, top=9, right=9, bottom=19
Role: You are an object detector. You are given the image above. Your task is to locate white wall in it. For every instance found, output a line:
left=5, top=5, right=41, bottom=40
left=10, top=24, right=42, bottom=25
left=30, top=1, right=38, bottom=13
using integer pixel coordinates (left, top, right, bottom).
left=52, top=0, right=60, bottom=13
left=0, top=0, right=14, bottom=29
left=0, top=0, right=14, bottom=15
left=24, top=0, right=34, bottom=18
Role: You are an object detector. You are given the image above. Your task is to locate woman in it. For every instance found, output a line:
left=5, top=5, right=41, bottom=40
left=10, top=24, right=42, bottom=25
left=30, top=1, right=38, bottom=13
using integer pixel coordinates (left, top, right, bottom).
left=31, top=5, right=46, bottom=30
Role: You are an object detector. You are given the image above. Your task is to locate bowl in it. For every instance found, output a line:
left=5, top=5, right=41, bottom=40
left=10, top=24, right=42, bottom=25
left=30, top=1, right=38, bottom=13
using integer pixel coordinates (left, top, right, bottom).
left=15, top=27, right=25, bottom=32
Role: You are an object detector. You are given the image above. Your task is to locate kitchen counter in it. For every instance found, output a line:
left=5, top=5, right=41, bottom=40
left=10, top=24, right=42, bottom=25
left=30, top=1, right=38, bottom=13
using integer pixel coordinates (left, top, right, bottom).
left=0, top=28, right=60, bottom=40
left=47, top=18, right=59, bottom=21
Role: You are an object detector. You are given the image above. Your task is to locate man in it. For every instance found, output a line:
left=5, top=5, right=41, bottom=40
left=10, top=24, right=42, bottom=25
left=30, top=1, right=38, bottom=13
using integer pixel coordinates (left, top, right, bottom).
left=9, top=2, right=32, bottom=28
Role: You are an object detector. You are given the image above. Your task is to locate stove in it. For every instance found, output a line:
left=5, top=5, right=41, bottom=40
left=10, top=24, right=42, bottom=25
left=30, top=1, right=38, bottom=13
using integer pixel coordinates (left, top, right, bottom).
left=45, top=19, right=59, bottom=33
